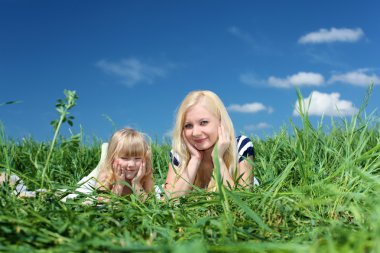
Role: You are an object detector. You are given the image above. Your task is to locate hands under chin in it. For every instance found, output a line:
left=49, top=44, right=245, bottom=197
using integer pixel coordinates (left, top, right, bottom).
left=132, top=161, right=146, bottom=186
left=182, top=130, right=203, bottom=161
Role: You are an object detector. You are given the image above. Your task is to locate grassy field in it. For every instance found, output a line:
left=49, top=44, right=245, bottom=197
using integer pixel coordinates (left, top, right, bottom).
left=1, top=90, right=380, bottom=252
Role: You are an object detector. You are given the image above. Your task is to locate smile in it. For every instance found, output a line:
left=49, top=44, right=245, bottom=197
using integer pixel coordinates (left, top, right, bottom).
left=194, top=138, right=207, bottom=144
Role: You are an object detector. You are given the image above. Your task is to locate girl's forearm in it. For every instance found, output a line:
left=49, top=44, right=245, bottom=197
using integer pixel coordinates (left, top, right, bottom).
left=111, top=183, right=124, bottom=196
left=133, top=182, right=149, bottom=201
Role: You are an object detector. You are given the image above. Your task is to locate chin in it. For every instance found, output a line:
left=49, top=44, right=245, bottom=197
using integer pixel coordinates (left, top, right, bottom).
left=194, top=142, right=213, bottom=151
left=126, top=174, right=137, bottom=180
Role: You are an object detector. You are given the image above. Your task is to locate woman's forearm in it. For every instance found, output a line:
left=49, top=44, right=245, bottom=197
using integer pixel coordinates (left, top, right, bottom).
left=167, top=157, right=200, bottom=197
left=218, top=158, right=235, bottom=189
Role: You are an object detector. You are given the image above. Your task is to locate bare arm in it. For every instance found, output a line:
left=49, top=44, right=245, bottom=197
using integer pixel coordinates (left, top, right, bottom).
left=214, top=125, right=235, bottom=188
left=237, top=155, right=254, bottom=188
left=95, top=170, right=112, bottom=192
left=142, top=170, right=155, bottom=194
left=164, top=157, right=201, bottom=198
left=217, top=157, right=236, bottom=189
left=96, top=165, right=125, bottom=196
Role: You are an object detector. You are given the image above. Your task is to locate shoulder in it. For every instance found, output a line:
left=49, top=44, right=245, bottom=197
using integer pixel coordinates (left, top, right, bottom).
left=169, top=149, right=180, bottom=166
left=236, top=135, right=255, bottom=162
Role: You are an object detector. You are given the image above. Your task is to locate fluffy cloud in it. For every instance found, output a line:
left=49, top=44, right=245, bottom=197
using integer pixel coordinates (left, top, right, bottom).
left=96, top=58, right=166, bottom=87
left=268, top=72, right=324, bottom=88
left=228, top=102, right=273, bottom=114
left=293, top=91, right=358, bottom=116
left=298, top=27, right=364, bottom=44
left=329, top=69, right=380, bottom=86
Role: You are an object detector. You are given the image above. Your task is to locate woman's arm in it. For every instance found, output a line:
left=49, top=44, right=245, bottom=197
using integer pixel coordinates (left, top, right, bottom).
left=237, top=155, right=254, bottom=188
left=217, top=158, right=236, bottom=189
left=164, top=158, right=200, bottom=198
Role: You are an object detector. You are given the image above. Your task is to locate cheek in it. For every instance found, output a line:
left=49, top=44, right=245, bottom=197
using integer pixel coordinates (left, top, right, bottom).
left=183, top=129, right=192, bottom=138
left=207, top=125, right=218, bottom=138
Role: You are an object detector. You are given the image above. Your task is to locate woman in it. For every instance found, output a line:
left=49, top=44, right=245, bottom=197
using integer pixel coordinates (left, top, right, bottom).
left=164, top=90, right=256, bottom=198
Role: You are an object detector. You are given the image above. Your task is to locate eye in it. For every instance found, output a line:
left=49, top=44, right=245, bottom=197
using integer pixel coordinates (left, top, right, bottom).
left=134, top=157, right=142, bottom=161
left=200, top=120, right=208, bottom=126
left=184, top=123, right=193, bottom=129
left=121, top=157, right=132, bottom=161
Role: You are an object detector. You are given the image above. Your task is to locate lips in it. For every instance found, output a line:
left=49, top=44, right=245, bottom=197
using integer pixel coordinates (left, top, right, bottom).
left=193, top=138, right=207, bottom=144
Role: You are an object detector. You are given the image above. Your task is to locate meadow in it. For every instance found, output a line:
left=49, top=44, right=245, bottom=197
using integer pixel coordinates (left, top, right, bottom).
left=1, top=89, right=379, bottom=252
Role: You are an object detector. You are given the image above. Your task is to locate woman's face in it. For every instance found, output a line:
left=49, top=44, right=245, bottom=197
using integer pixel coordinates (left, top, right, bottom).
left=183, top=103, right=219, bottom=151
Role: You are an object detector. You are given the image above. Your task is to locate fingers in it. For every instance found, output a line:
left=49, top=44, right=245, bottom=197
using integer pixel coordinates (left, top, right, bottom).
left=113, top=159, right=125, bottom=178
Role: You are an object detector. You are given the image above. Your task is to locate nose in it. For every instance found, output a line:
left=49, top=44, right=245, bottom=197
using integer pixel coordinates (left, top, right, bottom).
left=192, top=125, right=201, bottom=137
left=127, top=159, right=136, bottom=167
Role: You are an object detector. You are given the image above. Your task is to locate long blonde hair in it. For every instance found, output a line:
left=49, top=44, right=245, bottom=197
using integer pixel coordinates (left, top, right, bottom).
left=172, top=90, right=237, bottom=186
left=99, top=128, right=153, bottom=185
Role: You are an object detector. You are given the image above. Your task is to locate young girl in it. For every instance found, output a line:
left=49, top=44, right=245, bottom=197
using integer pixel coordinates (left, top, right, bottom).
left=3, top=128, right=154, bottom=201
left=62, top=128, right=154, bottom=202
left=163, top=90, right=256, bottom=198
left=95, top=127, right=154, bottom=196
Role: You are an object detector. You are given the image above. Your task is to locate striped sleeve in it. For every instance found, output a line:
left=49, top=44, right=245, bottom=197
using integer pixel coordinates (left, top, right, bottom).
left=169, top=149, right=180, bottom=167
left=236, top=135, right=255, bottom=162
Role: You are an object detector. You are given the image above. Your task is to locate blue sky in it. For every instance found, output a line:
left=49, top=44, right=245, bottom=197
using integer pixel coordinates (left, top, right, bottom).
left=1, top=0, right=379, bottom=144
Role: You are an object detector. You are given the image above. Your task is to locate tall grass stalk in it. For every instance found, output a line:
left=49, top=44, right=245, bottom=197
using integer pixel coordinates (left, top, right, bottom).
left=41, top=90, right=78, bottom=188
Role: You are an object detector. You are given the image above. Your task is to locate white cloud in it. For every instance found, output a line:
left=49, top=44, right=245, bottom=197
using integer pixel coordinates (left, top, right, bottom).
left=244, top=122, right=272, bottom=131
left=298, top=27, right=364, bottom=44
left=329, top=69, right=380, bottom=86
left=293, top=91, right=359, bottom=116
left=228, top=102, right=273, bottom=114
left=96, top=58, right=166, bottom=87
left=268, top=72, right=324, bottom=88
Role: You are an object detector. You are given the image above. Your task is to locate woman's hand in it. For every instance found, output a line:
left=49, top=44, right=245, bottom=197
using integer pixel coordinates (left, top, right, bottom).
left=183, top=130, right=203, bottom=160
left=213, top=125, right=230, bottom=160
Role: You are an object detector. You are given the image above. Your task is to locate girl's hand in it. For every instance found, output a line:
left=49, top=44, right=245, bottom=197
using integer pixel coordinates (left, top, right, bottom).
left=132, top=160, right=146, bottom=185
left=113, top=159, right=126, bottom=183
left=183, top=130, right=203, bottom=160
left=213, top=125, right=230, bottom=159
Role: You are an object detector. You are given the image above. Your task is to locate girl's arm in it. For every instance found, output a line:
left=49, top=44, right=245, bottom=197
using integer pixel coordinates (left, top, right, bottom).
left=142, top=170, right=154, bottom=193
left=95, top=170, right=112, bottom=191
left=130, top=171, right=153, bottom=201
left=96, top=168, right=124, bottom=196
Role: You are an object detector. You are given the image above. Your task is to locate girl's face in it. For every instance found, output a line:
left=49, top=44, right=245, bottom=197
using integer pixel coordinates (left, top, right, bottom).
left=183, top=103, right=219, bottom=151
left=114, top=156, right=143, bottom=180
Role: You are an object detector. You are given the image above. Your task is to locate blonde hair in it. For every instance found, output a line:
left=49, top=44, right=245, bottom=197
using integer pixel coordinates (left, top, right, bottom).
left=172, top=90, right=237, bottom=187
left=99, top=128, right=153, bottom=185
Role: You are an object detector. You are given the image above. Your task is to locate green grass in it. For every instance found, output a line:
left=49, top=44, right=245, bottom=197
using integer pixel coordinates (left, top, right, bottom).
left=1, top=90, right=380, bottom=252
